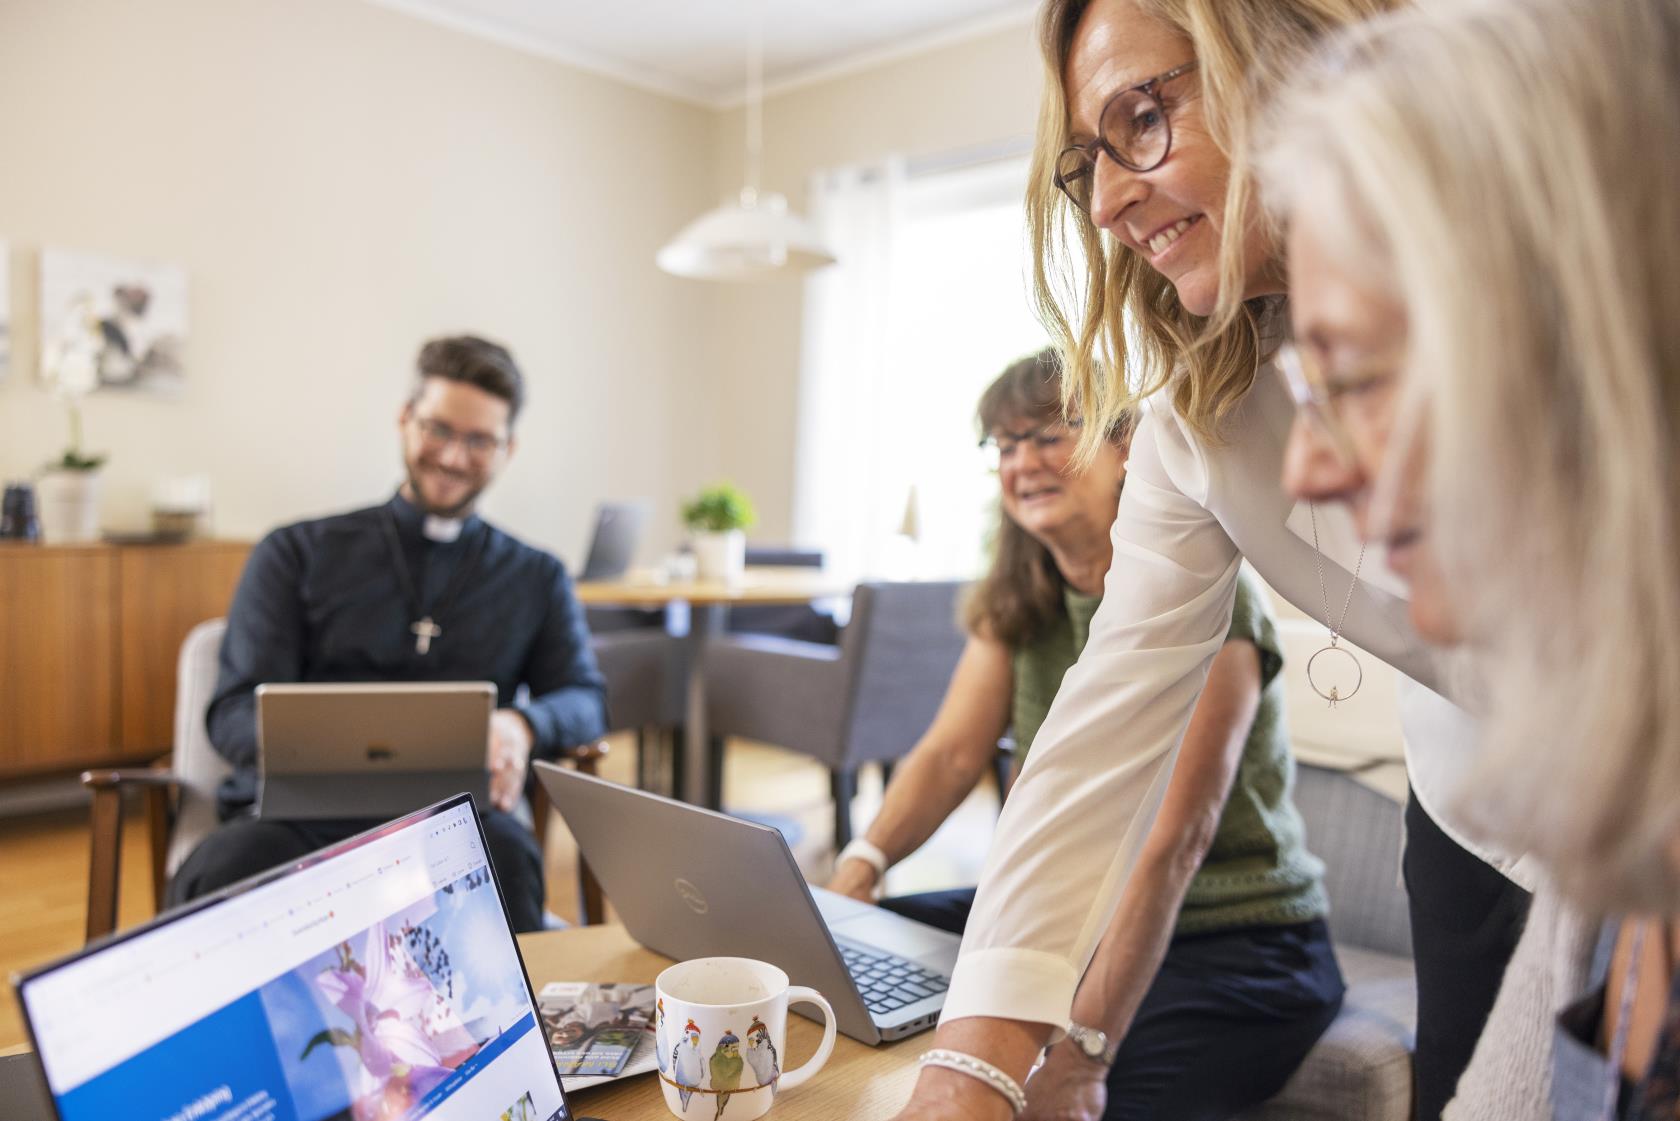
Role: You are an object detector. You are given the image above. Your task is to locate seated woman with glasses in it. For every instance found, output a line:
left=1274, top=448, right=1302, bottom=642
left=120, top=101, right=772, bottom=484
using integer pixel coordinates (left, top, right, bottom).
left=826, top=349, right=1342, bottom=1120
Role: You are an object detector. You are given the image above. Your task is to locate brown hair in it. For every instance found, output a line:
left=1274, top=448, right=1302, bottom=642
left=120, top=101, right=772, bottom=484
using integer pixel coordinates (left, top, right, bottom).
left=964, top=349, right=1134, bottom=647
left=414, top=335, right=526, bottom=424
left=1027, top=0, right=1404, bottom=458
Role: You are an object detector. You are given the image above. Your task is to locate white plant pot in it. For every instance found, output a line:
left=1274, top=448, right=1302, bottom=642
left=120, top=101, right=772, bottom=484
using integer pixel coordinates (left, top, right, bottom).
left=691, top=529, right=745, bottom=584
left=37, top=469, right=103, bottom=544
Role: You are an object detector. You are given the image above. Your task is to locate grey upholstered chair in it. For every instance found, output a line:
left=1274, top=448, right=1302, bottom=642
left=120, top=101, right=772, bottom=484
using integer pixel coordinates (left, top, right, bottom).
left=727, top=544, right=841, bottom=645
left=589, top=629, right=687, bottom=790
left=702, top=580, right=967, bottom=850
left=1238, top=762, right=1417, bottom=1121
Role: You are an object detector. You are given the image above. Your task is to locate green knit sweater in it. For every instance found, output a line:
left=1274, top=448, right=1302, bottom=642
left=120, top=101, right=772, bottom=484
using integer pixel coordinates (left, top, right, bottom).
left=1010, top=568, right=1328, bottom=935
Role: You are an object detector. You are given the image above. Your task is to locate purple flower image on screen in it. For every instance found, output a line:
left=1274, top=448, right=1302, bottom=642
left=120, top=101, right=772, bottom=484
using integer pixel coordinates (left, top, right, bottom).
left=304, top=920, right=482, bottom=1121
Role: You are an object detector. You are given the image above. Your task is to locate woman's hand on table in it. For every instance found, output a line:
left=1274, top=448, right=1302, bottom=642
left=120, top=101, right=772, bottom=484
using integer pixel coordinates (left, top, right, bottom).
left=883, top=1016, right=1052, bottom=1121
left=1019, top=1042, right=1107, bottom=1121
left=883, top=1065, right=1020, bottom=1121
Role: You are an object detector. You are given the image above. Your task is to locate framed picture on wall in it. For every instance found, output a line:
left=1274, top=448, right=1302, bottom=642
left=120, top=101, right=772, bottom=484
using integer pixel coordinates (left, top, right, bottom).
left=40, top=247, right=189, bottom=396
left=0, top=240, right=11, bottom=382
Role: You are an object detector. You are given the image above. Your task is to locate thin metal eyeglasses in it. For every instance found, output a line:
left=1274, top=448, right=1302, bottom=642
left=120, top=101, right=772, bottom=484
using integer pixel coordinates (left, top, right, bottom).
left=413, top=416, right=507, bottom=459
left=979, top=420, right=1082, bottom=472
left=1054, top=60, right=1199, bottom=214
left=1274, top=342, right=1399, bottom=469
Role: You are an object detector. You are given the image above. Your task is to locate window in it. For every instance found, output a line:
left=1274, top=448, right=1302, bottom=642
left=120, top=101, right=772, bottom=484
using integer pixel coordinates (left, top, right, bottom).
left=796, top=154, right=1045, bottom=582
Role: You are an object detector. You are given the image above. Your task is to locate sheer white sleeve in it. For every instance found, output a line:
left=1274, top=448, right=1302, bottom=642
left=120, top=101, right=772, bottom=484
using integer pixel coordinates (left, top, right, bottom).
left=939, top=410, right=1242, bottom=1030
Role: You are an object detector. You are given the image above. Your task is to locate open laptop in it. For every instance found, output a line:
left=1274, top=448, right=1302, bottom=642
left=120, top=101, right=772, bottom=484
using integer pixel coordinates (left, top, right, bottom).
left=255, top=681, right=495, bottom=820
left=579, top=500, right=649, bottom=581
left=17, top=795, right=602, bottom=1121
left=534, top=761, right=960, bottom=1044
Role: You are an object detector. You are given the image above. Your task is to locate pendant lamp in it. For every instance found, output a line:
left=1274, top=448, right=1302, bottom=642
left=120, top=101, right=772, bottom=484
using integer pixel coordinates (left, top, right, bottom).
left=657, top=9, right=836, bottom=280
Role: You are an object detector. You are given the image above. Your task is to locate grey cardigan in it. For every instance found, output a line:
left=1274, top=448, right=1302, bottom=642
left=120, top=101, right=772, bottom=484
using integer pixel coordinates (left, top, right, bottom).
left=1444, top=884, right=1605, bottom=1121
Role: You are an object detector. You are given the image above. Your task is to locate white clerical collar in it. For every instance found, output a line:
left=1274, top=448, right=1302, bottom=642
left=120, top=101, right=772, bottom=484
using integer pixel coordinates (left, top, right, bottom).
left=422, top=515, right=464, bottom=543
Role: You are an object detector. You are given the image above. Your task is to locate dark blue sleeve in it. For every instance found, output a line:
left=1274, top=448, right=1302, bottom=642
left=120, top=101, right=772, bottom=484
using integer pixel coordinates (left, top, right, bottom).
left=205, top=529, right=308, bottom=769
left=518, top=558, right=608, bottom=758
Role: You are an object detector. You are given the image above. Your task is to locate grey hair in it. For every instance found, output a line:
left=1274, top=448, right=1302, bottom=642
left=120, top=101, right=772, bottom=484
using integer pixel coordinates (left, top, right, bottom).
left=1256, top=0, right=1680, bottom=911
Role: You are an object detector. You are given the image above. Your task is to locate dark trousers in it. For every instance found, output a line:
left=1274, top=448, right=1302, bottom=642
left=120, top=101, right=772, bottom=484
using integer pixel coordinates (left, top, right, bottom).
left=882, top=890, right=1345, bottom=1121
left=168, top=808, right=547, bottom=932
left=1403, top=789, right=1532, bottom=1121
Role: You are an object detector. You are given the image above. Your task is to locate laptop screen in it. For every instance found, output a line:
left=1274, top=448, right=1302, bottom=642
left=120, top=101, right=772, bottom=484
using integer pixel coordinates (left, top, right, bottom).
left=19, top=797, right=571, bottom=1121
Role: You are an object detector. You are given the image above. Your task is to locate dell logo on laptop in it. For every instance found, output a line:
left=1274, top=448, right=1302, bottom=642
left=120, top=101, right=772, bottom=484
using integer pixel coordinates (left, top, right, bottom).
left=674, top=878, right=709, bottom=915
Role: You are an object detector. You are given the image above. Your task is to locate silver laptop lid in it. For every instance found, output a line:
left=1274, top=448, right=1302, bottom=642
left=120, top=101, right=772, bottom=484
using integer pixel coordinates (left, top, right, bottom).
left=532, top=762, right=904, bottom=1043
left=256, top=681, right=495, bottom=775
left=17, top=796, right=574, bottom=1121
left=579, top=501, right=649, bottom=582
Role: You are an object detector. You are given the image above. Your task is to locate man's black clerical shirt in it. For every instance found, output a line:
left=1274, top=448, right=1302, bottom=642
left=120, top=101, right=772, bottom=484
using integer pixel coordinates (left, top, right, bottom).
left=207, top=492, right=607, bottom=816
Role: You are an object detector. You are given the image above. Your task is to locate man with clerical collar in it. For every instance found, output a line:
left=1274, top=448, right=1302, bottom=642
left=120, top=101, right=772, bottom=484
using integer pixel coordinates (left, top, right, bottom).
left=169, top=335, right=607, bottom=931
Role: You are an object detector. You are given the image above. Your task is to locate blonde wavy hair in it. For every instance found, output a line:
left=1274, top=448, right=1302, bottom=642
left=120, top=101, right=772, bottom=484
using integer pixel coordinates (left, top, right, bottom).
left=1029, top=0, right=1404, bottom=459
left=1257, top=0, right=1680, bottom=911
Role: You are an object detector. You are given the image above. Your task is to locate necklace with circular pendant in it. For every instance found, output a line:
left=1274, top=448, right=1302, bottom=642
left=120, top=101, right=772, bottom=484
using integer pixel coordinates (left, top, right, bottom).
left=1307, top=641, right=1363, bottom=708
left=1309, top=504, right=1367, bottom=709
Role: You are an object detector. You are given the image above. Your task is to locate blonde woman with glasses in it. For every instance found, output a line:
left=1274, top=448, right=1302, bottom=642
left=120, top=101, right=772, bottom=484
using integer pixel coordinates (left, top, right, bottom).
left=1258, top=0, right=1680, bottom=1116
left=885, top=3, right=1535, bottom=1121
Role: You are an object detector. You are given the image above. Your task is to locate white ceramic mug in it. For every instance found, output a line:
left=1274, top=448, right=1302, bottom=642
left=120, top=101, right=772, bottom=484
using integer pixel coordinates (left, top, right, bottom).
left=654, top=956, right=837, bottom=1121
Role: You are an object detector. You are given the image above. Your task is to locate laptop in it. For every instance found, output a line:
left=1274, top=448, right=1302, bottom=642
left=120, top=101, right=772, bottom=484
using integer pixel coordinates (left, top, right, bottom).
left=533, top=761, right=960, bottom=1044
left=579, top=500, right=649, bottom=582
left=16, top=795, right=602, bottom=1121
left=0, top=1053, right=52, bottom=1121
left=255, top=681, right=495, bottom=820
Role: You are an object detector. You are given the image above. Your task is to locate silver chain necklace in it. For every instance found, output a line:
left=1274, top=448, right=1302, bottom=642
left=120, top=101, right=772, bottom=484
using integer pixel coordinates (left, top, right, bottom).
left=1308, top=504, right=1366, bottom=708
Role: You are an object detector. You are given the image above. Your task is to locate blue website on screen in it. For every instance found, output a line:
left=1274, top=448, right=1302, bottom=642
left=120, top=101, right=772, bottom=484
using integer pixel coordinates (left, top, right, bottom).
left=23, top=802, right=568, bottom=1121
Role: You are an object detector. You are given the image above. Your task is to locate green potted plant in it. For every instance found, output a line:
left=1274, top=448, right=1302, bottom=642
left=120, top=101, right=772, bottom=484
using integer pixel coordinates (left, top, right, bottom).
left=37, top=297, right=108, bottom=543
left=681, top=483, right=756, bottom=583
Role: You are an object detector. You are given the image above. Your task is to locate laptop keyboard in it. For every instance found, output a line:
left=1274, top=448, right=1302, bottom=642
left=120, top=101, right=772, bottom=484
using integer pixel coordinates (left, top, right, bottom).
left=838, top=942, right=950, bottom=1016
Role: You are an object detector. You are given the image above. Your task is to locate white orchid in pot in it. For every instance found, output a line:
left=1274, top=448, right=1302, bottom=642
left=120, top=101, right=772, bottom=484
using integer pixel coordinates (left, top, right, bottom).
left=38, top=296, right=108, bottom=543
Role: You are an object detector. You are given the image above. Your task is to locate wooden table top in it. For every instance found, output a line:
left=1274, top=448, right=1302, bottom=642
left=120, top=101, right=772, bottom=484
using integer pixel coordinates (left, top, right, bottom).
left=575, top=567, right=848, bottom=608
left=519, top=925, right=920, bottom=1120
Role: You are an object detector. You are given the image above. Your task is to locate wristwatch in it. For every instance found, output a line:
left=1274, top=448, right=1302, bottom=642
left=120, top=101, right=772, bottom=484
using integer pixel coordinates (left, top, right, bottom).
left=1064, top=1023, right=1120, bottom=1067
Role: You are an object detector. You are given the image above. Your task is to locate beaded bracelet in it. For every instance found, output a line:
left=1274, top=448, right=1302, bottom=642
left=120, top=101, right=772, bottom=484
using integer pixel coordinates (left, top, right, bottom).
left=919, top=1048, right=1027, bottom=1116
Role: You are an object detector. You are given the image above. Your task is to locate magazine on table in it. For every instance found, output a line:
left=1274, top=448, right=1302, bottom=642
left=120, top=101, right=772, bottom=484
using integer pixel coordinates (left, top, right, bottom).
left=536, top=982, right=659, bottom=1090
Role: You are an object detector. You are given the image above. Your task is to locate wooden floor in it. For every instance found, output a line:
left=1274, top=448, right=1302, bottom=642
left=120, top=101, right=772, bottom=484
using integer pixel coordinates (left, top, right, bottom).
left=0, top=735, right=998, bottom=1054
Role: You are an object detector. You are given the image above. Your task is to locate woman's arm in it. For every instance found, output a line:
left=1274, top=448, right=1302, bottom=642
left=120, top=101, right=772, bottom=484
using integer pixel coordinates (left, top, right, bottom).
left=890, top=413, right=1243, bottom=1120
left=830, top=634, right=1014, bottom=899
left=1021, top=637, right=1262, bottom=1120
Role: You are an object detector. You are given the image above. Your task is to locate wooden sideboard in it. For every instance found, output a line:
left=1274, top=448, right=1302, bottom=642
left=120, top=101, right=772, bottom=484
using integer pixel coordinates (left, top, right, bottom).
left=0, top=541, right=250, bottom=780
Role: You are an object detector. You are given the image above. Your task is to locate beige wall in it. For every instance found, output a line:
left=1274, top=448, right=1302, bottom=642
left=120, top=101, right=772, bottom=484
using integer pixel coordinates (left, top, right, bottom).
left=0, top=0, right=719, bottom=562
left=702, top=24, right=1043, bottom=542
left=0, top=3, right=1044, bottom=556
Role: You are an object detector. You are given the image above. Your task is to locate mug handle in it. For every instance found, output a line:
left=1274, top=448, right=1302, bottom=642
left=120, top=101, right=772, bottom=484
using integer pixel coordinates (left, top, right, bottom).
left=776, top=987, right=838, bottom=1093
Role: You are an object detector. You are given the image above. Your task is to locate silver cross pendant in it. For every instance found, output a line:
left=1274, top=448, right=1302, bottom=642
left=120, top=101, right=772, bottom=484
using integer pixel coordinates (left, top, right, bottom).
left=412, top=616, right=442, bottom=655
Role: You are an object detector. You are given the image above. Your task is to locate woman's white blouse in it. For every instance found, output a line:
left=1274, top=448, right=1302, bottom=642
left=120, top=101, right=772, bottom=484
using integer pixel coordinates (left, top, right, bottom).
left=939, top=368, right=1528, bottom=1031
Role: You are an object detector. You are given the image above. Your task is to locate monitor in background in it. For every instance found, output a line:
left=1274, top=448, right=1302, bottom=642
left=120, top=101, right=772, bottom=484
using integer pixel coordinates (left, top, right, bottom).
left=19, top=796, right=584, bottom=1121
left=579, top=500, right=649, bottom=582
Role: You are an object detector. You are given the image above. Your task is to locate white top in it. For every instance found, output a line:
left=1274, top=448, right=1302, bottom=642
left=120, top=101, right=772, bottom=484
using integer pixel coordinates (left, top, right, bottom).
left=941, top=368, right=1530, bottom=1030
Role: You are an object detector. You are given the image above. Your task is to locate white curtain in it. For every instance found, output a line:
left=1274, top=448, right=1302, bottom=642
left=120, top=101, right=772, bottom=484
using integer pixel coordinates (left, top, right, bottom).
left=795, top=153, right=1043, bottom=585
left=792, top=158, right=907, bottom=584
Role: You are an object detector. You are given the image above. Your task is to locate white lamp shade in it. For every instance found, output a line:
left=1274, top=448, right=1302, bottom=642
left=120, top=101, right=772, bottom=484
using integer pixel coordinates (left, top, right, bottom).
left=657, top=191, right=836, bottom=280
